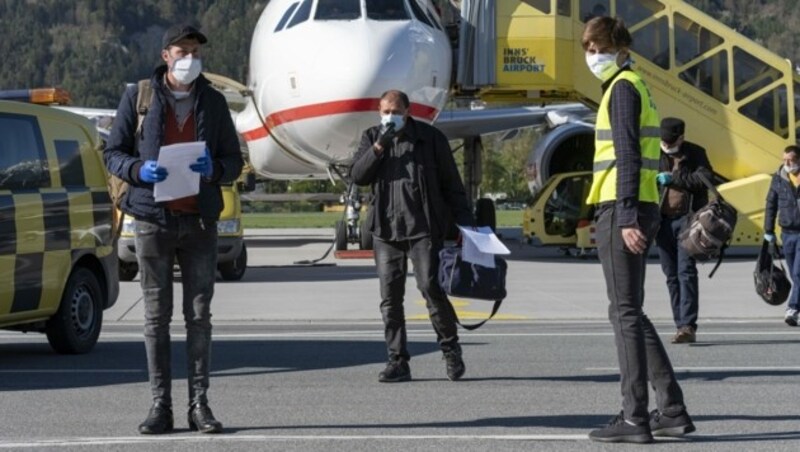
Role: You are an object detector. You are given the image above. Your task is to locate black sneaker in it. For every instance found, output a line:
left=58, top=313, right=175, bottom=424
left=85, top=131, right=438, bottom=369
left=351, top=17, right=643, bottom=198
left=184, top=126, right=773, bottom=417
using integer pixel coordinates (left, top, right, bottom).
left=138, top=402, right=174, bottom=435
left=443, top=348, right=465, bottom=381
left=378, top=360, right=411, bottom=382
left=649, top=409, right=696, bottom=437
left=589, top=412, right=654, bottom=444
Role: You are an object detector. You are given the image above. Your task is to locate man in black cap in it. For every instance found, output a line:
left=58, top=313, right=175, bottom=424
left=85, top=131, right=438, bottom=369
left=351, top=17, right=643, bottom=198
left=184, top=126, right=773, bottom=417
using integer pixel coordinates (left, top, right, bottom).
left=654, top=117, right=713, bottom=344
left=104, top=24, right=243, bottom=434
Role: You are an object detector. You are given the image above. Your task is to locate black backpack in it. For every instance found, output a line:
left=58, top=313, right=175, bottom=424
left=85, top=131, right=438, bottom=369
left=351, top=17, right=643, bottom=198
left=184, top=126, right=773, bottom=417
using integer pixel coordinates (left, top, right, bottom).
left=677, top=173, right=738, bottom=277
left=754, top=240, right=791, bottom=306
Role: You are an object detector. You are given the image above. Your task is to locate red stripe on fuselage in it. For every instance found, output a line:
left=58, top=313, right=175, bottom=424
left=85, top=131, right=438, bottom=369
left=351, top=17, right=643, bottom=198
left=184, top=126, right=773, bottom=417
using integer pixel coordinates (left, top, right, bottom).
left=241, top=98, right=438, bottom=142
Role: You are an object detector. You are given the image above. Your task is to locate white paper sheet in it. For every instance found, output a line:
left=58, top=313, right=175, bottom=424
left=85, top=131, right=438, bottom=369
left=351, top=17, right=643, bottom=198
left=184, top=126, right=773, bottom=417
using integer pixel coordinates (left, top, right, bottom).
left=458, top=226, right=511, bottom=268
left=153, top=141, right=206, bottom=202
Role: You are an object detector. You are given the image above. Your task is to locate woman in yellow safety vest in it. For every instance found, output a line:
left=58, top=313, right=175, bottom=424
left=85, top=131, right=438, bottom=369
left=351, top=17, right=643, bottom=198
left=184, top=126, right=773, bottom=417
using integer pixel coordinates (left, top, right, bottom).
left=582, top=16, right=695, bottom=444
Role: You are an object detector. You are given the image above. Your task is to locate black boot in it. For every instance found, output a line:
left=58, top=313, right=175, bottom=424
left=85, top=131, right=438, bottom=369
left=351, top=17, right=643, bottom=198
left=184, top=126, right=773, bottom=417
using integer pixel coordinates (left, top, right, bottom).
left=188, top=403, right=223, bottom=433
left=443, top=346, right=465, bottom=381
left=138, top=402, right=174, bottom=435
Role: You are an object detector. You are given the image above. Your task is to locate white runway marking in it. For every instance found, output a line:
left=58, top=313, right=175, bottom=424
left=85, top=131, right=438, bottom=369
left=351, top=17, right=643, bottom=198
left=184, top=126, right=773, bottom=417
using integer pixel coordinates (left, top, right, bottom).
left=2, top=329, right=799, bottom=341
left=587, top=366, right=800, bottom=371
left=0, top=434, right=588, bottom=448
left=0, top=369, right=141, bottom=374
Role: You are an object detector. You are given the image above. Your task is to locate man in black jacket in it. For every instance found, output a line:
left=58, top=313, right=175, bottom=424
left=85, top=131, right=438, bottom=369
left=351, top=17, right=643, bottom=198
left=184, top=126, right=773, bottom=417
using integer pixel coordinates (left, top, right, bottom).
left=351, top=90, right=475, bottom=383
left=655, top=117, right=713, bottom=344
left=764, top=145, right=800, bottom=326
left=104, top=24, right=243, bottom=435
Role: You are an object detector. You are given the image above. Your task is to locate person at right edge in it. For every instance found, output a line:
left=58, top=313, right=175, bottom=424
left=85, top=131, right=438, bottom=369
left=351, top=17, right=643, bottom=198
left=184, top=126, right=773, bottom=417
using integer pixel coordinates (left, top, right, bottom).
left=655, top=117, right=714, bottom=344
left=763, top=145, right=800, bottom=326
left=351, top=90, right=476, bottom=383
left=582, top=17, right=695, bottom=443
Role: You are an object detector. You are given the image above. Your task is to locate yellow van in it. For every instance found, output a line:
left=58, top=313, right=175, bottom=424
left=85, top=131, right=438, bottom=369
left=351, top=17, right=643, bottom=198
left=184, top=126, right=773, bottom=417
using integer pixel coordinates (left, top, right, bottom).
left=0, top=91, right=119, bottom=354
left=116, top=179, right=250, bottom=281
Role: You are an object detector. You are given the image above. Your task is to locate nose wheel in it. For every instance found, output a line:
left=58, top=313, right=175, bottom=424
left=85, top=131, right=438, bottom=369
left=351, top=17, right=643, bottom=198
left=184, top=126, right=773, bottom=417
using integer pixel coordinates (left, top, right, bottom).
left=333, top=182, right=372, bottom=252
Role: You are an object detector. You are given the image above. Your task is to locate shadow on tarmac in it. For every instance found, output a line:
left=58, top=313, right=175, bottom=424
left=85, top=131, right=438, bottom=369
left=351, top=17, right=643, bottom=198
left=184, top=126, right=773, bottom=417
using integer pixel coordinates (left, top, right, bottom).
left=0, top=339, right=439, bottom=392
left=223, top=413, right=800, bottom=443
left=246, top=237, right=334, bottom=248
left=217, top=266, right=378, bottom=283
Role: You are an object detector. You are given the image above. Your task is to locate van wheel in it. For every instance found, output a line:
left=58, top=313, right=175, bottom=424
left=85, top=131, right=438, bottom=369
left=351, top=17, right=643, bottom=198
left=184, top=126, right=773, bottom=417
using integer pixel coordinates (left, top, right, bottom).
left=119, top=260, right=138, bottom=281
left=45, top=267, right=104, bottom=354
left=219, top=243, right=247, bottom=281
left=335, top=220, right=348, bottom=251
left=475, top=198, right=496, bottom=232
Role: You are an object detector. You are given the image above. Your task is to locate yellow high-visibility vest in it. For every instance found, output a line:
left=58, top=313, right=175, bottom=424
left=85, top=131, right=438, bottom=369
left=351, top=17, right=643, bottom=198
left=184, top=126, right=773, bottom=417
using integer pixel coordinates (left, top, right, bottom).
left=586, top=70, right=661, bottom=205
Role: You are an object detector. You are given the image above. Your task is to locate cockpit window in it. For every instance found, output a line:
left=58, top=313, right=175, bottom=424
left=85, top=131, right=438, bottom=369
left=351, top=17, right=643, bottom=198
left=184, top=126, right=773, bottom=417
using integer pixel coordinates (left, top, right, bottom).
left=408, top=0, right=433, bottom=27
left=367, top=0, right=409, bottom=21
left=275, top=2, right=300, bottom=32
left=286, top=0, right=312, bottom=28
left=315, top=0, right=361, bottom=20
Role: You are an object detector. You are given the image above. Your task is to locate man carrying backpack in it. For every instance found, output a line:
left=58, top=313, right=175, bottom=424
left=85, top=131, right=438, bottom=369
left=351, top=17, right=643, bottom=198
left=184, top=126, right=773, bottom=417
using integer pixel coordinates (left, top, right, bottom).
left=104, top=24, right=243, bottom=434
left=764, top=145, right=800, bottom=327
left=654, top=118, right=714, bottom=344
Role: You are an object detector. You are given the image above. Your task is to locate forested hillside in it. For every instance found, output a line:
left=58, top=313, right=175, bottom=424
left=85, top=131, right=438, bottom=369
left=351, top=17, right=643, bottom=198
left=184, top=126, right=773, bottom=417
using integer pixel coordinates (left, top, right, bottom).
left=0, top=0, right=266, bottom=107
left=0, top=0, right=797, bottom=107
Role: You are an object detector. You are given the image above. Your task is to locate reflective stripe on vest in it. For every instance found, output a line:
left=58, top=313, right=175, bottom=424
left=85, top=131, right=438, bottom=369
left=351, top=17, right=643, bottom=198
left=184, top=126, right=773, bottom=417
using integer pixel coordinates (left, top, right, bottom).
left=586, top=70, right=661, bottom=205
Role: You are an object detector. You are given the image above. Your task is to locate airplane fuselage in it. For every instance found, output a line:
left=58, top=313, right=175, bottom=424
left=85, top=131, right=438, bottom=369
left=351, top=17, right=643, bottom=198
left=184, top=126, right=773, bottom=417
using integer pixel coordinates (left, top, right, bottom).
left=235, top=0, right=451, bottom=180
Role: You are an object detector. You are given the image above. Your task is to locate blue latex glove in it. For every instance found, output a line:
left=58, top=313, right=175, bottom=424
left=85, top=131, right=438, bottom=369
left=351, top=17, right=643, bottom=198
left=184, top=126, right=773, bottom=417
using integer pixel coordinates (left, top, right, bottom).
left=189, top=147, right=213, bottom=178
left=764, top=233, right=775, bottom=242
left=656, top=172, right=673, bottom=186
left=139, top=160, right=168, bottom=183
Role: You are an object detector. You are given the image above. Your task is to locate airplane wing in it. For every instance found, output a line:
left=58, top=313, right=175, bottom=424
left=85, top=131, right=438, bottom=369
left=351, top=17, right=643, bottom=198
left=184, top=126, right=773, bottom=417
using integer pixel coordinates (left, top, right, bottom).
left=433, top=103, right=594, bottom=140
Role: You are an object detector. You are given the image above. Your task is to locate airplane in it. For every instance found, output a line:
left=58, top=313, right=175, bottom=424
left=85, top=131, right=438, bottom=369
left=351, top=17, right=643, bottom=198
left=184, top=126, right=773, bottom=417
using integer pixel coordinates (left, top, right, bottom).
left=212, top=0, right=591, bottom=250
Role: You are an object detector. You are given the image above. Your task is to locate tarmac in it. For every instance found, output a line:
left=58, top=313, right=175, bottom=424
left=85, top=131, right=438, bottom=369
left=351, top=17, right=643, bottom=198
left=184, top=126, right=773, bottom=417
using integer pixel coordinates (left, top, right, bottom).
left=1, top=228, right=798, bottom=451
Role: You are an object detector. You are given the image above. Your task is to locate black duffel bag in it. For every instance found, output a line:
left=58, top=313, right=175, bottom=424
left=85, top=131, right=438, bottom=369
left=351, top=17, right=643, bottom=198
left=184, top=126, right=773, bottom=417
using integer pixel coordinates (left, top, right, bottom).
left=438, top=246, right=507, bottom=330
left=754, top=240, right=790, bottom=306
left=678, top=173, right=738, bottom=278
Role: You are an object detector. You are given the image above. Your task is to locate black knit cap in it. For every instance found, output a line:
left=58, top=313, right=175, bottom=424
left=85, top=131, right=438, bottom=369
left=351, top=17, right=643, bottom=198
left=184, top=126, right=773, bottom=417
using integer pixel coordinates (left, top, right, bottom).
left=162, top=24, right=207, bottom=49
left=660, top=117, right=685, bottom=145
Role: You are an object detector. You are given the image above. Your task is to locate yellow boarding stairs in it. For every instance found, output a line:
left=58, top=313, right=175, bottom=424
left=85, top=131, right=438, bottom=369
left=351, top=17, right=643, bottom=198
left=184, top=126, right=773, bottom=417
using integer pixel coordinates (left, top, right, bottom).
left=458, top=0, right=799, bottom=251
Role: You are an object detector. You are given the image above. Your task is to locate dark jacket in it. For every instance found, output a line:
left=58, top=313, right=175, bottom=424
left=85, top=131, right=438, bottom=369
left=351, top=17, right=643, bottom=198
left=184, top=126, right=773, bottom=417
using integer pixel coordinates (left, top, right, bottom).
left=764, top=165, right=800, bottom=234
left=659, top=140, right=713, bottom=214
left=350, top=117, right=475, bottom=240
left=104, top=65, right=243, bottom=224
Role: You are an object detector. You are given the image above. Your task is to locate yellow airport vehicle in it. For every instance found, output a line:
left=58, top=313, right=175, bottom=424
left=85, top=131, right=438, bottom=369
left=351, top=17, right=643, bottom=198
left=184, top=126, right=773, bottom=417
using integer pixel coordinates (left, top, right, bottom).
left=116, top=176, right=253, bottom=281
left=0, top=89, right=119, bottom=353
left=458, top=0, right=798, bottom=249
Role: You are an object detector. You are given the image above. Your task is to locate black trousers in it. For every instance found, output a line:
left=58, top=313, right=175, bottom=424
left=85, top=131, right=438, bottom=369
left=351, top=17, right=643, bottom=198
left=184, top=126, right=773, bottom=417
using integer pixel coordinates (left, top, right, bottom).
left=373, top=236, right=460, bottom=362
left=655, top=216, right=699, bottom=330
left=595, top=202, right=686, bottom=424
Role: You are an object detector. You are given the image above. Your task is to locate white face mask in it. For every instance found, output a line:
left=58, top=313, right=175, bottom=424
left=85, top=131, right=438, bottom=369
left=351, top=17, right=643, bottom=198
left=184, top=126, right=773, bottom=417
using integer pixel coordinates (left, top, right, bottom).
left=585, top=52, right=619, bottom=81
left=785, top=164, right=800, bottom=174
left=380, top=113, right=405, bottom=131
left=170, top=55, right=202, bottom=85
left=660, top=142, right=680, bottom=155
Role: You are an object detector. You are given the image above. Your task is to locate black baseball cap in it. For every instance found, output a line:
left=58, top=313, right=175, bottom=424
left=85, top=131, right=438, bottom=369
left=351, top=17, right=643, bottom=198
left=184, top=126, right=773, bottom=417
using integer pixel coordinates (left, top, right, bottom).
left=660, top=117, right=685, bottom=145
left=162, top=24, right=207, bottom=49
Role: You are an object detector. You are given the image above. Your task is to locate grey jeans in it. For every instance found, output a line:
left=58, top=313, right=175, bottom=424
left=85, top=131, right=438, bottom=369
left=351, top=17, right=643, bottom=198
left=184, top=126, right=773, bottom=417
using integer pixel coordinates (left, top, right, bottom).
left=373, top=236, right=459, bottom=362
left=135, top=215, right=217, bottom=407
left=595, top=202, right=686, bottom=424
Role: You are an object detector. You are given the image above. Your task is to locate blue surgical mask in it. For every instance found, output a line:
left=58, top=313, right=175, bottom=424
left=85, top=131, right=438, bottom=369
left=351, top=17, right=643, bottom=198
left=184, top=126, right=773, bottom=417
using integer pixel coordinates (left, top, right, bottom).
left=381, top=114, right=405, bottom=131
left=785, top=164, right=800, bottom=174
